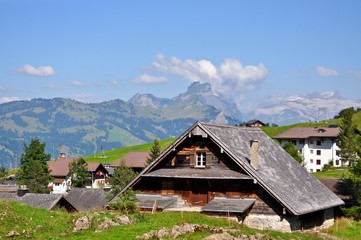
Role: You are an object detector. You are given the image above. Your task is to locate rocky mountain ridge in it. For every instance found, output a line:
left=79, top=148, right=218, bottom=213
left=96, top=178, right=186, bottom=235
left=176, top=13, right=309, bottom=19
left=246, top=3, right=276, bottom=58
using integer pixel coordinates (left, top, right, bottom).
left=1, top=82, right=360, bottom=168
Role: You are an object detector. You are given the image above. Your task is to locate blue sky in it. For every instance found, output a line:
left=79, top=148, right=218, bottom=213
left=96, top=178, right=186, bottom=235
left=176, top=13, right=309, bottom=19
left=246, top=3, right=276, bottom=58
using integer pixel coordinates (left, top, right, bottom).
left=0, top=0, right=360, bottom=109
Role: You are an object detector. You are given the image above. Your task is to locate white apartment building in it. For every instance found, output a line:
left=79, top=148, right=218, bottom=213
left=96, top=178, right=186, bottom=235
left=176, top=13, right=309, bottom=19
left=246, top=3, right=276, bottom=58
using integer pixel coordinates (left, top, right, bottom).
left=274, top=127, right=341, bottom=172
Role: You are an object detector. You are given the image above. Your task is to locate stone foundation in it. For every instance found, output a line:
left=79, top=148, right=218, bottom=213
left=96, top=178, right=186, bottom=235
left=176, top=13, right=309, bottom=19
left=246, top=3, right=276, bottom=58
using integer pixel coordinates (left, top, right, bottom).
left=242, top=208, right=335, bottom=232
left=242, top=214, right=300, bottom=232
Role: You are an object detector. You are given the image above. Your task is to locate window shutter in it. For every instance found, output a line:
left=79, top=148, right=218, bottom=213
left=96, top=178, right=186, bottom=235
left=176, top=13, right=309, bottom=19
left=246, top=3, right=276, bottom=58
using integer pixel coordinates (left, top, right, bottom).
left=206, top=152, right=212, bottom=168
left=190, top=153, right=195, bottom=168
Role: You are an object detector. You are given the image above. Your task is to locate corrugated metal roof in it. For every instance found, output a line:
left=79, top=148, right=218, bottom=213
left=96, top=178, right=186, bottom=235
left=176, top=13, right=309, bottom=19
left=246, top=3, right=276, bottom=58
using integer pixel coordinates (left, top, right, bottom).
left=202, top=197, right=255, bottom=213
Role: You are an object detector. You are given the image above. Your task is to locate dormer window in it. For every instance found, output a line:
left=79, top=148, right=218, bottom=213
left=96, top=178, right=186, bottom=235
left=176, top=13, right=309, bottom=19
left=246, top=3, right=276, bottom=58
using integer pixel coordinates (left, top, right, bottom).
left=196, top=152, right=206, bottom=168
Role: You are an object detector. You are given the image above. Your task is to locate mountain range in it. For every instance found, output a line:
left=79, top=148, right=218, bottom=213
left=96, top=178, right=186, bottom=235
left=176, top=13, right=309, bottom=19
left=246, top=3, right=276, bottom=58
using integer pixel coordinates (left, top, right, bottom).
left=1, top=82, right=360, bottom=169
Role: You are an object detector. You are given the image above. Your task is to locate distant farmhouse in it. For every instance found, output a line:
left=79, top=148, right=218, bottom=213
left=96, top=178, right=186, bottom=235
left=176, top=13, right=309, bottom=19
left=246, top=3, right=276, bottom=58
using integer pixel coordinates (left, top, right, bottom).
left=245, top=119, right=266, bottom=128
left=47, top=156, right=108, bottom=194
left=273, top=126, right=341, bottom=172
left=111, top=121, right=343, bottom=232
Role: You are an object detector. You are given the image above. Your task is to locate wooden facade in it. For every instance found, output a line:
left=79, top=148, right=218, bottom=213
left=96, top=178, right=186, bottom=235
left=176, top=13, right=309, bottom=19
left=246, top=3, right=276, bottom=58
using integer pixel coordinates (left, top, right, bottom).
left=133, top=136, right=281, bottom=215
left=113, top=122, right=344, bottom=232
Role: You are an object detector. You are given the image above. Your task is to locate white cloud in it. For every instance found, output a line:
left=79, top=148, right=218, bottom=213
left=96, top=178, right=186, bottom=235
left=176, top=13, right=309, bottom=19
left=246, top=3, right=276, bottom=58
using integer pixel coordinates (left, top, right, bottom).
left=0, top=96, right=21, bottom=104
left=70, top=80, right=86, bottom=87
left=316, top=66, right=338, bottom=77
left=18, top=64, right=55, bottom=77
left=133, top=74, right=168, bottom=84
left=0, top=86, right=6, bottom=92
left=150, top=54, right=268, bottom=103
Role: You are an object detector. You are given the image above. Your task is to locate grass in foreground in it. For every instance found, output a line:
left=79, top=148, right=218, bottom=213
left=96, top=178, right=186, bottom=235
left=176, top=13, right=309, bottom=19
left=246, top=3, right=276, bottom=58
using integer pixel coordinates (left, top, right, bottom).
left=323, top=217, right=361, bottom=240
left=84, top=138, right=176, bottom=163
left=0, top=200, right=341, bottom=240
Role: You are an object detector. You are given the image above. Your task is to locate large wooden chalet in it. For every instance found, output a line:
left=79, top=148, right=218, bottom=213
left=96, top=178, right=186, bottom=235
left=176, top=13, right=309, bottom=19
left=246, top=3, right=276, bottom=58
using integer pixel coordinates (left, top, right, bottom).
left=111, top=121, right=344, bottom=232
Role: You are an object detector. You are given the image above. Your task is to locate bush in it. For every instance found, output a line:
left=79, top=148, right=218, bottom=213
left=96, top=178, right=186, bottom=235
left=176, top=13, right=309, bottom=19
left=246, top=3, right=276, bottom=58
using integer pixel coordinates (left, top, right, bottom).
left=108, top=189, right=139, bottom=215
left=342, top=206, right=361, bottom=220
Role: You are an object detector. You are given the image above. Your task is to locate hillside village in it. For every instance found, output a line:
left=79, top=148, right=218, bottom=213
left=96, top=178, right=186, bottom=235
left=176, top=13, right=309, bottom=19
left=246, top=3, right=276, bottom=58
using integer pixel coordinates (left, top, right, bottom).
left=1, top=107, right=361, bottom=239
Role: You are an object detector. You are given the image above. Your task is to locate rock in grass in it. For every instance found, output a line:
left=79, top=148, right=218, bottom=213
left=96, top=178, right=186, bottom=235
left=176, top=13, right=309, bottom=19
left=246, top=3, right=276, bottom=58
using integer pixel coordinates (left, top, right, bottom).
left=73, top=216, right=90, bottom=232
left=5, top=230, right=20, bottom=237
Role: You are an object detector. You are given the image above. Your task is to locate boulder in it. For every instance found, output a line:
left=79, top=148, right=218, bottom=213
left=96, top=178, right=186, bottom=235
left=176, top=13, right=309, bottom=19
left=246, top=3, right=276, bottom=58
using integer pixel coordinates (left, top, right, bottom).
left=98, top=217, right=119, bottom=230
left=73, top=216, right=90, bottom=232
left=115, top=215, right=132, bottom=225
left=5, top=231, right=20, bottom=237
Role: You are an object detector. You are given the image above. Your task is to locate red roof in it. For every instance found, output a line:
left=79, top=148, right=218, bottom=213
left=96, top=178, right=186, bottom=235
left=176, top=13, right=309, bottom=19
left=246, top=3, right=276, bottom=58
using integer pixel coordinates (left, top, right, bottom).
left=111, top=151, right=149, bottom=168
left=48, top=157, right=79, bottom=177
left=48, top=157, right=107, bottom=176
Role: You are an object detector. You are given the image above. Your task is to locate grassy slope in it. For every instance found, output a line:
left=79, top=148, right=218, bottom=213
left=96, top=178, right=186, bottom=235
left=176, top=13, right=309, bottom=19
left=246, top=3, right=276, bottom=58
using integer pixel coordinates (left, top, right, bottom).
left=312, top=168, right=349, bottom=179
left=0, top=200, right=328, bottom=240
left=84, top=138, right=176, bottom=163
left=260, top=119, right=340, bottom=138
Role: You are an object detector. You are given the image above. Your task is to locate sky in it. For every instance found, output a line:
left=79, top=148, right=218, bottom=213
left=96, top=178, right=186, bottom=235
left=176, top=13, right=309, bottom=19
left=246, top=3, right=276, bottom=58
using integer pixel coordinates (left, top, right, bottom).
left=0, top=0, right=360, bottom=109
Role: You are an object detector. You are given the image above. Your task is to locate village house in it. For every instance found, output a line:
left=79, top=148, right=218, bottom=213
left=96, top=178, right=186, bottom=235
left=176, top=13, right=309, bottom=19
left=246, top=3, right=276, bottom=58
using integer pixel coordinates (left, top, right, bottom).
left=47, top=156, right=108, bottom=193
left=245, top=119, right=266, bottom=128
left=273, top=126, right=341, bottom=172
left=111, top=121, right=344, bottom=232
left=109, top=151, right=149, bottom=174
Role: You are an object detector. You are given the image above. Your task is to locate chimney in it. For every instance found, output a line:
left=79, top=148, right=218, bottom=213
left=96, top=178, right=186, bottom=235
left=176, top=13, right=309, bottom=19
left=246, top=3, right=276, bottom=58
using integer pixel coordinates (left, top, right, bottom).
left=250, top=140, right=259, bottom=170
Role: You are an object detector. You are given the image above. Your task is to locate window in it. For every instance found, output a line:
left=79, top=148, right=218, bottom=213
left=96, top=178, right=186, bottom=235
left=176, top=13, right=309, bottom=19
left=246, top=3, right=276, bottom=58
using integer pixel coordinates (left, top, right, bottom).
left=316, top=140, right=321, bottom=146
left=310, top=140, right=314, bottom=144
left=316, top=169, right=321, bottom=172
left=310, top=169, right=313, bottom=172
left=316, top=159, right=321, bottom=165
left=316, top=150, right=321, bottom=155
left=335, top=160, right=340, bottom=166
left=196, top=152, right=206, bottom=167
left=299, top=140, right=305, bottom=144
left=310, top=150, right=314, bottom=154
left=310, top=159, right=314, bottom=164
left=291, top=140, right=296, bottom=145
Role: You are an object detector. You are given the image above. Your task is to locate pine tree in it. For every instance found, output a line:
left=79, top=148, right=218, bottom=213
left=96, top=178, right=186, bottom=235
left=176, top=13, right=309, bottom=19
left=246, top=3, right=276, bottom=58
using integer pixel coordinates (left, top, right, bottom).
left=146, top=139, right=161, bottom=166
left=337, top=107, right=359, bottom=166
left=107, top=160, right=136, bottom=199
left=16, top=138, right=53, bottom=193
left=69, top=158, right=88, bottom=188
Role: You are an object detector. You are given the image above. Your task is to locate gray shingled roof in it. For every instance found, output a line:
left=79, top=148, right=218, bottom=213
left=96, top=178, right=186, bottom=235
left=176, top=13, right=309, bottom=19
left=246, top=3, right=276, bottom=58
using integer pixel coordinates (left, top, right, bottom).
left=111, top=121, right=344, bottom=215
left=202, top=197, right=255, bottom=213
left=0, top=193, right=66, bottom=210
left=136, top=194, right=178, bottom=210
left=65, top=188, right=108, bottom=211
left=144, top=168, right=253, bottom=179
